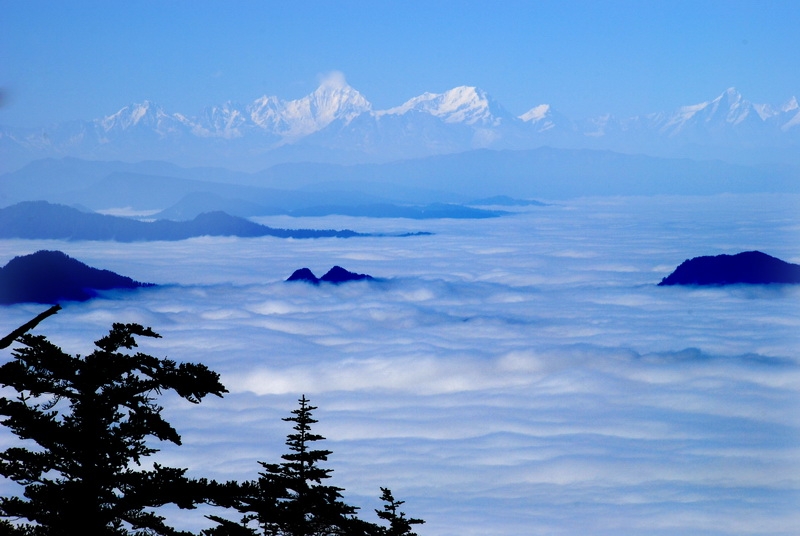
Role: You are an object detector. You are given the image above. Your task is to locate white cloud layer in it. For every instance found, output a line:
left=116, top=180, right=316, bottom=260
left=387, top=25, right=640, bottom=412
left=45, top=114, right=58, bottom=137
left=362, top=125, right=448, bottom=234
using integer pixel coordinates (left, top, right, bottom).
left=1, top=194, right=799, bottom=535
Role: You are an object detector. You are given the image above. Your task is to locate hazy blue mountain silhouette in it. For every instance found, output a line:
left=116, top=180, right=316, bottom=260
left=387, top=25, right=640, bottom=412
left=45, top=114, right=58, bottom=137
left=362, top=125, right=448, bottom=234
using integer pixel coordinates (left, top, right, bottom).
left=156, top=196, right=504, bottom=220
left=468, top=195, right=548, bottom=207
left=248, top=147, right=800, bottom=198
left=153, top=191, right=283, bottom=220
left=286, top=266, right=375, bottom=285
left=0, top=201, right=365, bottom=241
left=5, top=150, right=799, bottom=214
left=288, top=203, right=505, bottom=219
left=0, top=157, right=458, bottom=213
left=659, top=251, right=800, bottom=286
left=0, top=250, right=154, bottom=305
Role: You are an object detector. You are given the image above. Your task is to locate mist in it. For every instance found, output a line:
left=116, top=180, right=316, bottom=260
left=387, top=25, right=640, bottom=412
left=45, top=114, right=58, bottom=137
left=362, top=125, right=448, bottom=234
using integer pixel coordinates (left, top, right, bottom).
left=1, top=194, right=798, bottom=535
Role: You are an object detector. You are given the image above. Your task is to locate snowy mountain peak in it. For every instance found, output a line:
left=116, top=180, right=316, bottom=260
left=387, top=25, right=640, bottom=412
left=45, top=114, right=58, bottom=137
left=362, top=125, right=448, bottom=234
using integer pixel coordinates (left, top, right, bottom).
left=195, top=101, right=248, bottom=138
left=753, top=103, right=777, bottom=120
left=721, top=86, right=743, bottom=100
left=518, top=104, right=562, bottom=133
left=247, top=95, right=282, bottom=131
left=519, top=104, right=551, bottom=122
left=661, top=87, right=758, bottom=131
left=380, top=85, right=505, bottom=125
left=308, top=72, right=372, bottom=125
left=781, top=96, right=799, bottom=112
left=715, top=87, right=753, bottom=124
left=247, top=72, right=371, bottom=137
left=99, top=101, right=169, bottom=131
left=4, top=79, right=799, bottom=174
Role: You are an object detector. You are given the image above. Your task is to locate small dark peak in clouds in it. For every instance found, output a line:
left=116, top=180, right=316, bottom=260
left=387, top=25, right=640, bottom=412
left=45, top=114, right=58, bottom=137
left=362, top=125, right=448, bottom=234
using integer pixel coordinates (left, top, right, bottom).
left=287, top=268, right=320, bottom=285
left=286, top=266, right=374, bottom=285
left=0, top=250, right=155, bottom=305
left=320, top=266, right=374, bottom=284
left=658, top=250, right=800, bottom=286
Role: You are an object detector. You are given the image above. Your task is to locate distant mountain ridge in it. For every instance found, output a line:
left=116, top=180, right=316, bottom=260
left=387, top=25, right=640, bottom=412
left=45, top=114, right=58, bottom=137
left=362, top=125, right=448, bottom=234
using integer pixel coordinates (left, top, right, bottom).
left=2, top=148, right=797, bottom=213
left=2, top=75, right=798, bottom=171
left=0, top=201, right=367, bottom=241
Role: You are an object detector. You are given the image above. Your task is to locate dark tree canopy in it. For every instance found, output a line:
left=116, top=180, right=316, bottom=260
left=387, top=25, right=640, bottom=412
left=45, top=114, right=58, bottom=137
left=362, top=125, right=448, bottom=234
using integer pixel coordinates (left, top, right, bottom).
left=237, top=395, right=362, bottom=536
left=0, top=322, right=228, bottom=535
left=206, top=397, right=423, bottom=536
left=374, top=488, right=424, bottom=536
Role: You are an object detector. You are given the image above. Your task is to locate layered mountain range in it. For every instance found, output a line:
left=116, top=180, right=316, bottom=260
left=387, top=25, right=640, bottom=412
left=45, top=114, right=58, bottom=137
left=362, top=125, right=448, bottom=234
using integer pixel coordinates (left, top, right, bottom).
left=2, top=75, right=798, bottom=172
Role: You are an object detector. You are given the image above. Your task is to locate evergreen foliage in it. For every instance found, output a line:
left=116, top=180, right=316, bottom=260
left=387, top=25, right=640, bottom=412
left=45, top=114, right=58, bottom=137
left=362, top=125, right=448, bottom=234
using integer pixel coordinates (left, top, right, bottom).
left=210, top=396, right=366, bottom=536
left=374, top=488, right=424, bottom=536
left=205, top=397, right=424, bottom=536
left=0, top=322, right=228, bottom=535
left=258, top=395, right=366, bottom=536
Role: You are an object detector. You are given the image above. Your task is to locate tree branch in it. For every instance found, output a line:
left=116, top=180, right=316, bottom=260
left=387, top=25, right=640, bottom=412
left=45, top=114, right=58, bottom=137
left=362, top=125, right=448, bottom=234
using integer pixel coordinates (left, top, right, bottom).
left=0, top=305, right=62, bottom=349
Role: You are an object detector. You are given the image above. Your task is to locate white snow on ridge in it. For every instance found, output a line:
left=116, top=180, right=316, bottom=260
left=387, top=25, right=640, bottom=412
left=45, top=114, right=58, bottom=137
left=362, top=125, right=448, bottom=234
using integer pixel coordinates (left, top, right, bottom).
left=753, top=103, right=777, bottom=121
left=249, top=95, right=284, bottom=131
left=100, top=101, right=155, bottom=131
left=94, top=81, right=798, bottom=142
left=247, top=72, right=371, bottom=137
left=519, top=104, right=550, bottom=122
left=98, top=101, right=184, bottom=136
left=16, top=76, right=796, bottom=169
left=130, top=102, right=149, bottom=125
left=378, top=86, right=503, bottom=125
left=782, top=108, right=800, bottom=131
left=519, top=104, right=558, bottom=133
left=717, top=88, right=752, bottom=124
left=655, top=87, right=791, bottom=133
left=660, top=102, right=708, bottom=132
left=781, top=96, right=799, bottom=112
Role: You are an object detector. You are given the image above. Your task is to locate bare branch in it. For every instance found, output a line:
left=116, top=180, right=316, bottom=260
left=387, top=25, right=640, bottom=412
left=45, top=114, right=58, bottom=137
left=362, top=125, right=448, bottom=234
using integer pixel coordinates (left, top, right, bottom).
left=0, top=304, right=62, bottom=349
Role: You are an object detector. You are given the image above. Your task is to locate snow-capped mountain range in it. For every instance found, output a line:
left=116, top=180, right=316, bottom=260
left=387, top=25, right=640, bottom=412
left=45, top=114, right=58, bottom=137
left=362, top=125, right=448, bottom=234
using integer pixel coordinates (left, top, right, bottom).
left=1, top=75, right=798, bottom=172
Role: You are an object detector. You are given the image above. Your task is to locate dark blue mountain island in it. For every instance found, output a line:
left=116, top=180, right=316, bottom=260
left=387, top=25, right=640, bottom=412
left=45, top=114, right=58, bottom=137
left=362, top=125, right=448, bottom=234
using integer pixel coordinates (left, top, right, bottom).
left=287, top=266, right=375, bottom=285
left=659, top=251, right=800, bottom=286
left=0, top=250, right=155, bottom=305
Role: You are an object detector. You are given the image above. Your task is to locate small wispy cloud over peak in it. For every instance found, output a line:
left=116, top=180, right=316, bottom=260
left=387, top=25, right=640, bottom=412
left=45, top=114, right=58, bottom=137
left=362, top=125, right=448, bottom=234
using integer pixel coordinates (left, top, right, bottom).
left=317, top=70, right=350, bottom=90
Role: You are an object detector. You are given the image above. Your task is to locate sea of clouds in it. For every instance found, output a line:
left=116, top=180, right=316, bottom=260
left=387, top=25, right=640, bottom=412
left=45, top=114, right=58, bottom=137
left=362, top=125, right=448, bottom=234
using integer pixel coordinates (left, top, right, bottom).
left=1, top=194, right=799, bottom=535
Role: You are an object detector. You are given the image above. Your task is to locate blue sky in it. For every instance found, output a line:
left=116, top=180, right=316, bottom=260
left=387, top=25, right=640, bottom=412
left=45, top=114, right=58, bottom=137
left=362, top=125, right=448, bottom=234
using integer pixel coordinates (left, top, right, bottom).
left=1, top=0, right=799, bottom=128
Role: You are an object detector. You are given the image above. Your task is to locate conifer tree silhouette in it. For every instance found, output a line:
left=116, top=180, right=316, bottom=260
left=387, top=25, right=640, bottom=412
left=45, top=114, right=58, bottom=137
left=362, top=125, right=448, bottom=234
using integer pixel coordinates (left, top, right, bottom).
left=0, top=322, right=228, bottom=535
left=374, top=488, right=424, bottom=536
left=207, top=395, right=384, bottom=536
left=255, top=395, right=363, bottom=536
